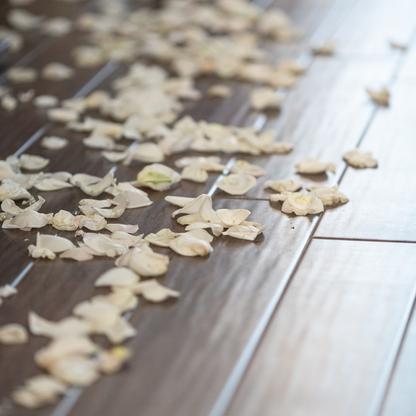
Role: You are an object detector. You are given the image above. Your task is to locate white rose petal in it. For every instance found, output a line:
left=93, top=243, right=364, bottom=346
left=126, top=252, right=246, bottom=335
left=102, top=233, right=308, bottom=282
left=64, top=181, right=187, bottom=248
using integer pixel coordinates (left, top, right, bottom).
left=169, top=235, right=213, bottom=256
left=41, top=136, right=68, bottom=150
left=132, top=279, right=179, bottom=303
left=115, top=248, right=169, bottom=277
left=0, top=324, right=28, bottom=344
left=343, top=149, right=378, bottom=168
left=216, top=173, right=257, bottom=195
left=295, top=158, right=336, bottom=174
left=222, top=225, right=265, bottom=241
left=231, top=160, right=265, bottom=177
left=265, top=179, right=303, bottom=193
left=281, top=191, right=324, bottom=215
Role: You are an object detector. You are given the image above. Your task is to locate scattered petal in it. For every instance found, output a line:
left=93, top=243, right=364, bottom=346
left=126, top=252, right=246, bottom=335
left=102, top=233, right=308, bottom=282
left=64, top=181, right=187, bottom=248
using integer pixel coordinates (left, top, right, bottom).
left=281, top=191, right=324, bottom=215
left=132, top=280, right=179, bottom=303
left=264, top=179, right=302, bottom=193
left=95, top=267, right=140, bottom=287
left=216, top=173, right=257, bottom=195
left=137, top=164, right=181, bottom=191
left=343, top=149, right=378, bottom=168
left=20, top=154, right=49, bottom=170
left=0, top=324, right=28, bottom=344
left=145, top=228, right=176, bottom=247
left=250, top=87, right=284, bottom=111
left=41, top=136, right=68, bottom=150
left=181, top=165, right=208, bottom=183
left=231, top=160, right=265, bottom=177
left=115, top=248, right=169, bottom=277
left=216, top=209, right=251, bottom=226
left=223, top=225, right=265, bottom=241
left=295, top=158, right=336, bottom=174
left=366, top=86, right=389, bottom=106
left=169, top=235, right=213, bottom=256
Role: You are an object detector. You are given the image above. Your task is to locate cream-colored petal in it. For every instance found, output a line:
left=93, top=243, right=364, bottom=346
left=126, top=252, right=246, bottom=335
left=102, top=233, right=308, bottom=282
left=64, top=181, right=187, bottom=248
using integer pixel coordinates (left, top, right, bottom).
left=165, top=195, right=195, bottom=207
left=77, top=171, right=115, bottom=197
left=0, top=284, right=17, bottom=298
left=184, top=222, right=224, bottom=236
left=34, top=178, right=73, bottom=191
left=29, top=312, right=91, bottom=339
left=52, top=210, right=78, bottom=231
left=40, top=136, right=68, bottom=150
left=181, top=165, right=208, bottom=183
left=28, top=245, right=56, bottom=260
left=264, top=179, right=303, bottom=193
left=132, top=279, right=179, bottom=302
left=207, top=84, right=232, bottom=98
left=216, top=174, right=257, bottom=195
left=0, top=184, right=31, bottom=202
left=112, top=189, right=152, bottom=209
left=216, top=209, right=251, bottom=226
left=343, top=149, right=378, bottom=168
left=59, top=247, right=94, bottom=262
left=95, top=267, right=140, bottom=287
left=19, top=154, right=49, bottom=170
left=250, top=87, right=285, bottom=111
left=144, top=228, right=176, bottom=247
left=105, top=223, right=139, bottom=234
left=49, top=356, right=100, bottom=387
left=231, top=160, right=265, bottom=177
left=37, top=233, right=75, bottom=253
left=3, top=211, right=49, bottom=229
left=222, top=225, right=265, bottom=241
left=47, top=108, right=79, bottom=123
left=93, top=201, right=127, bottom=219
left=169, top=235, right=213, bottom=256
left=281, top=191, right=324, bottom=215
left=366, top=86, right=389, bottom=106
left=115, top=248, right=169, bottom=277
left=97, top=346, right=132, bottom=374
left=33, top=95, right=59, bottom=108
left=136, top=164, right=181, bottom=191
left=76, top=214, right=107, bottom=231
left=0, top=323, right=28, bottom=344
left=295, top=158, right=336, bottom=174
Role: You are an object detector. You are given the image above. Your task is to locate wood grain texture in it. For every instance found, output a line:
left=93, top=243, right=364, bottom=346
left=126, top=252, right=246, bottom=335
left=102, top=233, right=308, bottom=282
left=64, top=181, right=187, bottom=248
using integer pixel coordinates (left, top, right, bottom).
left=381, top=302, right=416, bottom=416
left=225, top=239, right=416, bottom=416
left=315, top=83, right=416, bottom=241
left=213, top=57, right=397, bottom=200
left=53, top=199, right=316, bottom=416
left=328, top=0, right=416, bottom=55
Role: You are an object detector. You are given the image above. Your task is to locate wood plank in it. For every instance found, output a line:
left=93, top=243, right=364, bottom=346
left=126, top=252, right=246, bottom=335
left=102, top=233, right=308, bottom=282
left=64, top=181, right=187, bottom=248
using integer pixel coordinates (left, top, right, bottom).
left=380, top=301, right=416, bottom=416
left=225, top=239, right=416, bottom=416
left=328, top=0, right=416, bottom=55
left=58, top=199, right=315, bottom=416
left=213, top=57, right=397, bottom=200
left=0, top=198, right=315, bottom=416
left=315, top=82, right=416, bottom=241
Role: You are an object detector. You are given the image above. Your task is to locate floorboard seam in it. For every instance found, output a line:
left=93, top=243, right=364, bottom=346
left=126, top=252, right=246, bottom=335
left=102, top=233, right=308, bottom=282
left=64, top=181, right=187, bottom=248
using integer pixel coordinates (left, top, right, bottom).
left=312, top=236, right=416, bottom=244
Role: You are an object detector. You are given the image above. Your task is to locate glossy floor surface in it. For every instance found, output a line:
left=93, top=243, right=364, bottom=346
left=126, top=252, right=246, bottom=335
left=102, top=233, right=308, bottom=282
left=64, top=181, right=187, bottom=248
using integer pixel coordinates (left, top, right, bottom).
left=1, top=0, right=416, bottom=415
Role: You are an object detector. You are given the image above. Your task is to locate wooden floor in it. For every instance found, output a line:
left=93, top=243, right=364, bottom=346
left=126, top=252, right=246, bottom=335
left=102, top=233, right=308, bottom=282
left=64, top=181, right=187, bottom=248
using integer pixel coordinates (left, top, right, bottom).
left=1, top=0, right=416, bottom=415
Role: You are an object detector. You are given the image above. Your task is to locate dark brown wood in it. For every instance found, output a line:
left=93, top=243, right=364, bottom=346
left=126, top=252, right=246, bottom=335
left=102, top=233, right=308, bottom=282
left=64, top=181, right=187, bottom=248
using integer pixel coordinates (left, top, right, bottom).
left=213, top=57, right=397, bottom=200
left=1, top=0, right=415, bottom=415
left=225, top=239, right=416, bottom=416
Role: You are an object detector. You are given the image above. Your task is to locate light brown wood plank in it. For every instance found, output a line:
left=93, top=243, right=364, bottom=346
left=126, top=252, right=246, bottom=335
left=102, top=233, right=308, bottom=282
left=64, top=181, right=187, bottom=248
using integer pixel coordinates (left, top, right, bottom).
left=328, top=0, right=416, bottom=55
left=315, top=82, right=416, bottom=241
left=225, top=239, right=416, bottom=416
left=381, top=302, right=416, bottom=416
left=213, top=57, right=397, bottom=200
